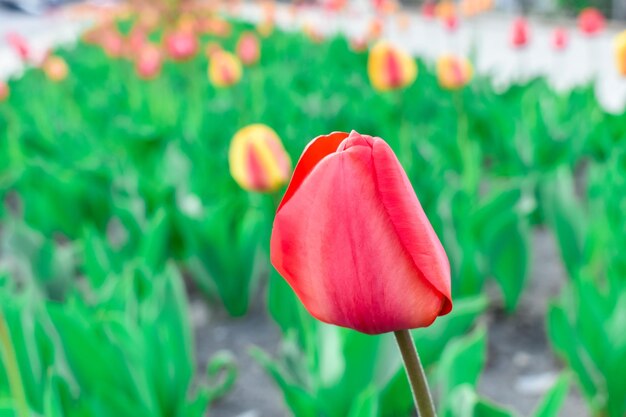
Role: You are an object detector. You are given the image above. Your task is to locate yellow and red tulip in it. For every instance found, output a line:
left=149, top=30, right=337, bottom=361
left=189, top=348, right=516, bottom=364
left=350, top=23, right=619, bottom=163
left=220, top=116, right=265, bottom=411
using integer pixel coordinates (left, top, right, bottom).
left=0, top=81, right=9, bottom=102
left=229, top=124, right=292, bottom=192
left=135, top=44, right=162, bottom=80
left=236, top=31, right=261, bottom=66
left=43, top=56, right=69, bottom=82
left=436, top=54, right=473, bottom=90
left=208, top=51, right=243, bottom=88
left=367, top=41, right=417, bottom=92
left=614, top=30, right=626, bottom=77
left=270, top=131, right=452, bottom=335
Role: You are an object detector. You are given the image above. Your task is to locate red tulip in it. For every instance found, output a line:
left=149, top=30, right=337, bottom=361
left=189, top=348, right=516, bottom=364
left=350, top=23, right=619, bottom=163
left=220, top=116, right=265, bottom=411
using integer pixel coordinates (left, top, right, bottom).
left=270, top=131, right=452, bottom=335
left=165, top=30, right=198, bottom=61
left=6, top=32, right=30, bottom=62
left=101, top=30, right=124, bottom=58
left=552, top=28, right=568, bottom=51
left=510, top=17, right=530, bottom=49
left=421, top=1, right=437, bottom=19
left=236, top=31, right=261, bottom=66
left=135, top=44, right=162, bottom=80
left=578, top=8, right=605, bottom=37
left=442, top=14, right=459, bottom=32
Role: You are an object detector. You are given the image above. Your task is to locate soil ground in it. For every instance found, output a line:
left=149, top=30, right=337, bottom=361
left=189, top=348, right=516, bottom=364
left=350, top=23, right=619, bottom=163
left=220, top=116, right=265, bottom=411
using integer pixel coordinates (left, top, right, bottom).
left=193, top=229, right=589, bottom=417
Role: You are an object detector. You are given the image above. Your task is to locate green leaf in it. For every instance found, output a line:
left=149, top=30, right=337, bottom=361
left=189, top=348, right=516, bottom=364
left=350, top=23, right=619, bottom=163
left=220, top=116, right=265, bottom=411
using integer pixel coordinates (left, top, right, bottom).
left=531, top=373, right=570, bottom=417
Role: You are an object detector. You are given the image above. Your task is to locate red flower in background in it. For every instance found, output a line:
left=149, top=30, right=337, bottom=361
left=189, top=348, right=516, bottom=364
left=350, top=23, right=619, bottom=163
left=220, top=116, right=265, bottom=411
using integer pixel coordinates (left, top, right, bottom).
left=552, top=28, right=568, bottom=51
left=236, top=31, right=261, bottom=66
left=165, top=30, right=198, bottom=61
left=270, top=131, right=452, bottom=335
left=0, top=81, right=9, bottom=102
left=135, top=44, right=162, bottom=80
left=442, top=14, right=459, bottom=32
left=510, top=17, right=530, bottom=49
left=6, top=32, right=30, bottom=62
left=578, top=8, right=605, bottom=37
left=421, top=1, right=437, bottom=19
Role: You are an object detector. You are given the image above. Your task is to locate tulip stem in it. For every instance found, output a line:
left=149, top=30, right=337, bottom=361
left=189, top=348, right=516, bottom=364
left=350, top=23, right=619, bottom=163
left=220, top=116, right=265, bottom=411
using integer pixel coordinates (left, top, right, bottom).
left=394, top=329, right=437, bottom=417
left=0, top=311, right=29, bottom=417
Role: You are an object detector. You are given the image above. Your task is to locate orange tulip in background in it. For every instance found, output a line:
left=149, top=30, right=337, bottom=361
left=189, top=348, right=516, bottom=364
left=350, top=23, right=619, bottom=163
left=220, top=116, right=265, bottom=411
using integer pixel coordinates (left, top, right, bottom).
left=0, top=81, right=9, bottom=102
left=205, top=41, right=223, bottom=59
left=270, top=131, right=452, bottom=335
left=578, top=8, right=605, bottom=37
left=368, top=41, right=417, bottom=92
left=229, top=124, right=292, bottom=192
left=209, top=51, right=243, bottom=88
left=135, top=44, right=162, bottom=80
left=257, top=19, right=274, bottom=37
left=237, top=31, right=261, bottom=66
left=43, top=56, right=69, bottom=82
left=437, top=54, right=473, bottom=90
left=615, top=31, right=626, bottom=77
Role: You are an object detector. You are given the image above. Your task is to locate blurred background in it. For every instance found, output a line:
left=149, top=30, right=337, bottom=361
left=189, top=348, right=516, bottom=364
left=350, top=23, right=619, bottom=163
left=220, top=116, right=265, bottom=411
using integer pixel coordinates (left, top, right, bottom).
left=0, top=1, right=625, bottom=417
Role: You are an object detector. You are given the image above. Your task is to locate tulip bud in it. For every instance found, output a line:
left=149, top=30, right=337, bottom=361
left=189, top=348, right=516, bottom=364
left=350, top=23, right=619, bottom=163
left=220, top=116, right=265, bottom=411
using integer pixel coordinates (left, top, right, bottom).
left=165, top=30, right=198, bottom=61
left=368, top=41, right=417, bottom=92
left=229, top=124, right=292, bottom=192
left=208, top=50, right=243, bottom=88
left=6, top=32, right=30, bottom=63
left=101, top=30, right=125, bottom=58
left=437, top=54, right=473, bottom=90
left=551, top=28, right=568, bottom=52
left=43, top=56, right=69, bottom=82
left=236, top=31, right=261, bottom=66
left=205, top=41, right=222, bottom=59
left=510, top=17, right=530, bottom=49
left=135, top=44, right=162, bottom=80
left=367, top=17, right=384, bottom=41
left=578, top=8, right=605, bottom=37
left=271, top=131, right=452, bottom=335
left=0, top=81, right=9, bottom=102
left=614, top=30, right=626, bottom=77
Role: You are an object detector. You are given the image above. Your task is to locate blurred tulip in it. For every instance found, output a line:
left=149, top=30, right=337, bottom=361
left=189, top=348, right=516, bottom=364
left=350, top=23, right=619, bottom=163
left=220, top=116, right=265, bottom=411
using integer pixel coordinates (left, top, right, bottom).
left=578, top=8, right=605, bottom=37
left=135, top=44, right=162, bottom=80
left=0, top=81, right=9, bottom=102
left=303, top=23, right=325, bottom=43
left=421, top=1, right=436, bottom=19
left=270, top=131, right=452, bottom=335
left=208, top=51, right=243, bottom=88
left=368, top=41, right=417, bottom=91
left=229, top=124, right=291, bottom=192
left=436, top=1, right=456, bottom=21
left=165, top=30, right=198, bottom=61
left=367, top=17, right=384, bottom=41
left=437, top=54, right=473, bottom=90
left=323, top=0, right=347, bottom=12
left=128, top=26, right=147, bottom=56
left=237, top=32, right=261, bottom=66
left=614, top=30, right=626, bottom=76
left=43, top=56, right=69, bottom=82
left=6, top=32, right=30, bottom=62
left=510, top=17, right=530, bottom=49
left=201, top=18, right=232, bottom=37
left=257, top=19, right=274, bottom=37
left=552, top=28, right=568, bottom=51
left=442, top=14, right=459, bottom=32
left=350, top=36, right=369, bottom=53
left=102, top=30, right=125, bottom=58
left=397, top=12, right=410, bottom=32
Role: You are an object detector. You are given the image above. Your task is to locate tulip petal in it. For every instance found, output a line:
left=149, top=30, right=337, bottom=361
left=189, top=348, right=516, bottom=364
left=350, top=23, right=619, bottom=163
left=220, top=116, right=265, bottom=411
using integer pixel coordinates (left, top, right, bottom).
left=371, top=138, right=452, bottom=314
left=278, top=131, right=348, bottom=211
left=272, top=132, right=450, bottom=334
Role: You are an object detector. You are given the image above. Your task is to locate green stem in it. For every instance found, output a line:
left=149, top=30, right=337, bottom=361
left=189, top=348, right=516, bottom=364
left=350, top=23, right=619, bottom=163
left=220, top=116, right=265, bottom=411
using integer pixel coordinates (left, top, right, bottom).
left=0, top=311, right=29, bottom=417
left=394, top=330, right=437, bottom=417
